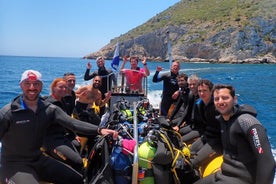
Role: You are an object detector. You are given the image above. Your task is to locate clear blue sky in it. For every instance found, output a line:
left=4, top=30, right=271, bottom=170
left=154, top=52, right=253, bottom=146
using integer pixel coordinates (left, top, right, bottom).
left=0, top=0, right=180, bottom=58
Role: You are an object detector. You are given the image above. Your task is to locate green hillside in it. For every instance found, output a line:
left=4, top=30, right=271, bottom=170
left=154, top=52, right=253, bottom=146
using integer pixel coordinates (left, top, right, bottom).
left=120, top=0, right=275, bottom=41
left=86, top=0, right=276, bottom=63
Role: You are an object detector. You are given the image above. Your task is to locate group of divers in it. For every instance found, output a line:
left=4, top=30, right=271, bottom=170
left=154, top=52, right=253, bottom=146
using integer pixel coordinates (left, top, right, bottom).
left=0, top=56, right=275, bottom=184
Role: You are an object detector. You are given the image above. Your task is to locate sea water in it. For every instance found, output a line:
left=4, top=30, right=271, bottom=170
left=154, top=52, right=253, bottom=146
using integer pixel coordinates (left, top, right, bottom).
left=0, top=55, right=275, bottom=181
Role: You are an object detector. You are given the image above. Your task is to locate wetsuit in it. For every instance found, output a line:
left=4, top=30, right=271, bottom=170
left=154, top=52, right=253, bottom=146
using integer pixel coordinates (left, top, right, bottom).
left=169, top=87, right=190, bottom=128
left=0, top=95, right=101, bottom=184
left=190, top=99, right=222, bottom=168
left=84, top=67, right=117, bottom=97
left=43, top=96, right=83, bottom=172
left=62, top=90, right=78, bottom=141
left=179, top=93, right=202, bottom=144
left=152, top=71, right=179, bottom=116
left=62, top=90, right=76, bottom=115
left=194, top=104, right=275, bottom=184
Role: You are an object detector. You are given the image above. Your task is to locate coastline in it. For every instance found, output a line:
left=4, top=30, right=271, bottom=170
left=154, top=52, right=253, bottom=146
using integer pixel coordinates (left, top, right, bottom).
left=84, top=55, right=276, bottom=64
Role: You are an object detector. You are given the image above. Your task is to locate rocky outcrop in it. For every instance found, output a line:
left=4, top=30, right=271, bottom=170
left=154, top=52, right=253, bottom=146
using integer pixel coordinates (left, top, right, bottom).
left=84, top=3, right=276, bottom=64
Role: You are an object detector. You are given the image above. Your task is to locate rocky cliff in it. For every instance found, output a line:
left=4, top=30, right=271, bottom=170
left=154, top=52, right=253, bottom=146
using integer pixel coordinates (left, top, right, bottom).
left=84, top=0, right=276, bottom=64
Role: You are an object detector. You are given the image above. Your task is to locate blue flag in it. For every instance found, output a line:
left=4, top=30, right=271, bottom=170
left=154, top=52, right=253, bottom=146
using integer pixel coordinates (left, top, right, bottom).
left=111, top=42, right=120, bottom=71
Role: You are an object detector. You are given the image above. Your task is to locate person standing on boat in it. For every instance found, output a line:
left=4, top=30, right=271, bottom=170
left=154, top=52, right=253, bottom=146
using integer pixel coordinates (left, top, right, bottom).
left=84, top=56, right=117, bottom=116
left=152, top=60, right=180, bottom=116
left=120, top=55, right=150, bottom=93
left=43, top=78, right=83, bottom=173
left=195, top=84, right=275, bottom=184
left=0, top=70, right=117, bottom=184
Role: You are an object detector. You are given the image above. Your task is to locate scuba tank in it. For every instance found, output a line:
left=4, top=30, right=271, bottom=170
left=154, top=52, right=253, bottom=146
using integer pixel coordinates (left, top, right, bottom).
left=138, top=130, right=158, bottom=184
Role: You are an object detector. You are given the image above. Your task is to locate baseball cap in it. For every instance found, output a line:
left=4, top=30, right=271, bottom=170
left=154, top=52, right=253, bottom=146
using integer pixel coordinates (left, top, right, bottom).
left=20, top=70, right=42, bottom=84
left=96, top=56, right=104, bottom=61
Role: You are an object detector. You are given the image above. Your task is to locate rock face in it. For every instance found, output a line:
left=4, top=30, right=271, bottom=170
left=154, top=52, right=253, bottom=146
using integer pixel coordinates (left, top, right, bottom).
left=85, top=1, right=276, bottom=64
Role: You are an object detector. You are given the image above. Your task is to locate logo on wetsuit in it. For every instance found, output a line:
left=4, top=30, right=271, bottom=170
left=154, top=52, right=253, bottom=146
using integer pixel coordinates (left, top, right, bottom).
left=16, top=119, right=30, bottom=124
left=250, top=128, right=264, bottom=154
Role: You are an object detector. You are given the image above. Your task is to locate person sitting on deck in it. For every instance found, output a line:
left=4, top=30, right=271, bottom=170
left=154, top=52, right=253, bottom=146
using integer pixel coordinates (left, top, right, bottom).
left=43, top=78, right=83, bottom=173
left=120, top=56, right=150, bottom=93
left=74, top=75, right=111, bottom=151
left=0, top=69, right=117, bottom=184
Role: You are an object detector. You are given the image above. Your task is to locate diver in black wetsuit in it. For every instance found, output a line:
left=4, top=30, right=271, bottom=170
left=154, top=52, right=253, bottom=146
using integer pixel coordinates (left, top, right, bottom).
left=63, top=72, right=77, bottom=116
left=43, top=78, right=83, bottom=173
left=168, top=73, right=190, bottom=132
left=179, top=74, right=202, bottom=144
left=189, top=80, right=222, bottom=169
left=0, top=70, right=117, bottom=184
left=152, top=61, right=180, bottom=116
left=195, top=84, right=275, bottom=184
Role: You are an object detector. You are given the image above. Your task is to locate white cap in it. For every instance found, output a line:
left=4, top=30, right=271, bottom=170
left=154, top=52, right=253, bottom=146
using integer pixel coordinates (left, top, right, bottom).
left=20, top=70, right=42, bottom=84
left=96, top=56, right=104, bottom=61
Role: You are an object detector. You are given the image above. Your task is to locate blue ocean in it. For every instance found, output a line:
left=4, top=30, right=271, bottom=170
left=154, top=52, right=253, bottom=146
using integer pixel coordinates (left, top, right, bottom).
left=0, top=55, right=276, bottom=180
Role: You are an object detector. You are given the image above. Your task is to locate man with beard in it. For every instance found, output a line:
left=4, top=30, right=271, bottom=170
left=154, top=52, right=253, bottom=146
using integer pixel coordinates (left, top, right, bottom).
left=75, top=75, right=111, bottom=124
left=84, top=57, right=117, bottom=116
left=0, top=70, right=117, bottom=184
left=74, top=75, right=112, bottom=150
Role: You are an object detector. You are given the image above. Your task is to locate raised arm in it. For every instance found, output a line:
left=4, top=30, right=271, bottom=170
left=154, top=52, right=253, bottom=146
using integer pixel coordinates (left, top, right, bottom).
left=120, top=56, right=128, bottom=73
left=152, top=66, right=163, bottom=82
left=141, top=56, right=150, bottom=76
left=84, top=62, right=96, bottom=81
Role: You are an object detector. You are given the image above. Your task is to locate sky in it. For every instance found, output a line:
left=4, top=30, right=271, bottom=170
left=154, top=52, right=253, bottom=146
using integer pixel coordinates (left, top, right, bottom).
left=0, top=0, right=180, bottom=58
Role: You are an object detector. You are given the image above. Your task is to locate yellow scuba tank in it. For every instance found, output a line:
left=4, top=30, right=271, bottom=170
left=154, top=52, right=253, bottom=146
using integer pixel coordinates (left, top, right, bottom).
left=200, top=155, right=223, bottom=177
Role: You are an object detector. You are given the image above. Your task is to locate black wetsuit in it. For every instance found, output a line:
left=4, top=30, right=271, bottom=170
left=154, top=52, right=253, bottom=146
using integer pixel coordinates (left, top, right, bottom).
left=169, top=87, right=190, bottom=127
left=179, top=93, right=202, bottom=144
left=152, top=71, right=179, bottom=116
left=62, top=90, right=77, bottom=141
left=195, top=104, right=275, bottom=184
left=0, top=95, right=100, bottom=184
left=190, top=98, right=222, bottom=168
left=43, top=95, right=83, bottom=172
left=62, top=90, right=76, bottom=116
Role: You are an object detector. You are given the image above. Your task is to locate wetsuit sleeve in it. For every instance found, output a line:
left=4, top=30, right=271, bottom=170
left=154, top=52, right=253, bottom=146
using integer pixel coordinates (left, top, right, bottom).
left=0, top=104, right=11, bottom=140
left=246, top=124, right=275, bottom=184
left=84, top=69, right=96, bottom=81
left=53, top=106, right=99, bottom=135
left=152, top=71, right=161, bottom=82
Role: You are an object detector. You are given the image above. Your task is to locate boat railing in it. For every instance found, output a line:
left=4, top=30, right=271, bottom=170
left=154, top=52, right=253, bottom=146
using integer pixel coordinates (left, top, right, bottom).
left=109, top=69, right=148, bottom=112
